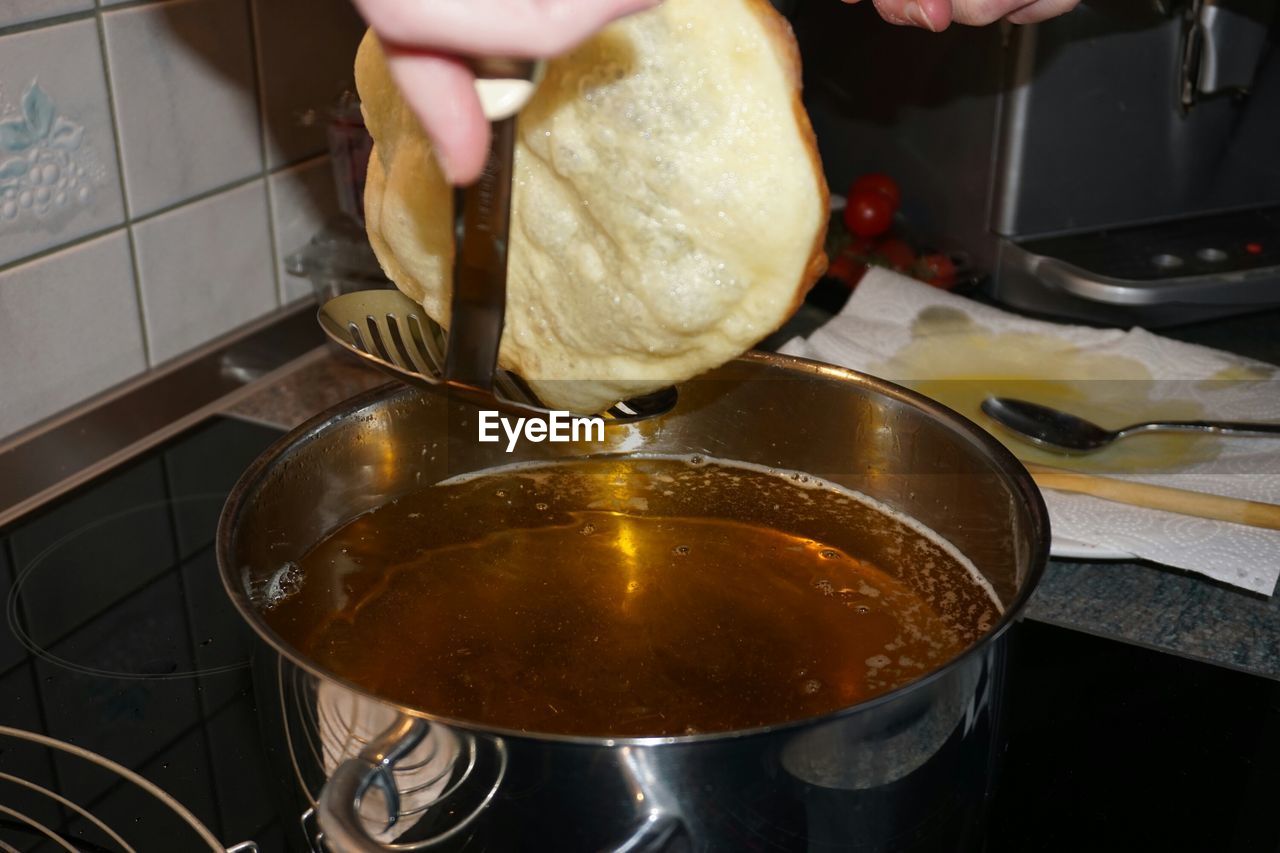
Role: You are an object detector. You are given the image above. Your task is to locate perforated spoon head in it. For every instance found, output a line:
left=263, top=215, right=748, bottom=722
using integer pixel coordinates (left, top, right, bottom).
left=318, top=290, right=676, bottom=423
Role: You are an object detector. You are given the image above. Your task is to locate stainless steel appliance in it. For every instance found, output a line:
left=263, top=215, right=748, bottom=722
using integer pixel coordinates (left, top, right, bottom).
left=792, top=0, right=1280, bottom=326
left=218, top=353, right=1050, bottom=851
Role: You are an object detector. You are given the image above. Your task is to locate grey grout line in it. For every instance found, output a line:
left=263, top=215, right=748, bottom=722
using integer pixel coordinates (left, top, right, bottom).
left=93, top=2, right=153, bottom=365
left=132, top=172, right=263, bottom=224
left=245, top=0, right=284, bottom=307
left=0, top=172, right=281, bottom=279
left=126, top=221, right=156, bottom=367
left=94, top=9, right=133, bottom=220
left=95, top=0, right=173, bottom=13
left=0, top=225, right=123, bottom=277
left=263, top=177, right=285, bottom=308
left=0, top=0, right=168, bottom=37
left=0, top=10, right=95, bottom=38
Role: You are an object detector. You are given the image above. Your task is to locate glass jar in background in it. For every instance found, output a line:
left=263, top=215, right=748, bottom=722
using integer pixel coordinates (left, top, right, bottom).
left=286, top=93, right=391, bottom=306
left=328, top=91, right=373, bottom=227
left=285, top=216, right=389, bottom=304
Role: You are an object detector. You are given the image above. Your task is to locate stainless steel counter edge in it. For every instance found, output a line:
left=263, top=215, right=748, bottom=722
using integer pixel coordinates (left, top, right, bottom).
left=0, top=300, right=327, bottom=528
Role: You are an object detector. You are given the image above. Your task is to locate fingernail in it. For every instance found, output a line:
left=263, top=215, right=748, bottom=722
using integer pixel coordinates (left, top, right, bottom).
left=904, top=1, right=936, bottom=30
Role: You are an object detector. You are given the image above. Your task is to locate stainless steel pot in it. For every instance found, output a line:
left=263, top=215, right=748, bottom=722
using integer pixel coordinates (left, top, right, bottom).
left=217, top=351, right=1049, bottom=852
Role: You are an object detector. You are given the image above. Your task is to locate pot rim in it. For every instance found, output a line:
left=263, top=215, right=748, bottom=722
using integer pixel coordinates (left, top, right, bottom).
left=216, top=350, right=1050, bottom=748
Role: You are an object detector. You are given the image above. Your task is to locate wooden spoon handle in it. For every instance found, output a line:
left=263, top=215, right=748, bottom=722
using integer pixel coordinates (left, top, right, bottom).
left=1025, top=463, right=1280, bottom=531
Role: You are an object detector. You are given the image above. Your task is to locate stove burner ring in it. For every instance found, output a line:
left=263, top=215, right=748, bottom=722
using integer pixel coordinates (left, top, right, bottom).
left=5, top=496, right=250, bottom=681
left=0, top=725, right=224, bottom=852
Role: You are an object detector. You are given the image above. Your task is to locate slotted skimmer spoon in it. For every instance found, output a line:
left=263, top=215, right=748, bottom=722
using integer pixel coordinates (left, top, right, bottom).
left=319, top=59, right=676, bottom=424
left=981, top=396, right=1280, bottom=453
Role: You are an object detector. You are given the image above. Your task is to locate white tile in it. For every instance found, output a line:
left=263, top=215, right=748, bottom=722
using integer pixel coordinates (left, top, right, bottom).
left=0, top=0, right=94, bottom=28
left=0, top=230, right=145, bottom=439
left=103, top=0, right=262, bottom=217
left=0, top=18, right=126, bottom=266
left=267, top=156, right=340, bottom=301
left=252, top=0, right=365, bottom=168
left=133, top=180, right=276, bottom=364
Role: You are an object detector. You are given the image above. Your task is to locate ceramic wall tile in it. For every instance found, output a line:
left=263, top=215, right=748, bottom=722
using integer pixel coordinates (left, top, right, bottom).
left=252, top=0, right=364, bottom=168
left=0, top=0, right=367, bottom=438
left=103, top=0, right=262, bottom=216
left=0, top=0, right=94, bottom=29
left=0, top=18, right=126, bottom=266
left=0, top=230, right=144, bottom=437
left=267, top=155, right=340, bottom=301
left=133, top=179, right=276, bottom=364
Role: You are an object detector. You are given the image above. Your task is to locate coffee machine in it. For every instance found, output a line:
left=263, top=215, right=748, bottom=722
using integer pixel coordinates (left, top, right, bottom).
left=789, top=0, right=1280, bottom=327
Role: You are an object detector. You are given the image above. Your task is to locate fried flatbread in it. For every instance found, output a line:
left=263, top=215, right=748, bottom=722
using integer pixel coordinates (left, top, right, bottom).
left=357, top=0, right=828, bottom=412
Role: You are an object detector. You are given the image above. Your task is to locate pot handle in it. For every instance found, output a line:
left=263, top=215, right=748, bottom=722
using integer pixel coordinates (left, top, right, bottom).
left=318, top=715, right=683, bottom=852
left=316, top=715, right=429, bottom=851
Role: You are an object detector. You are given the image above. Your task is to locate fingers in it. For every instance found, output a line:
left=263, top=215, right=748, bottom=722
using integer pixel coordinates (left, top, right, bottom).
left=356, top=0, right=663, bottom=184
left=383, top=46, right=490, bottom=185
left=950, top=0, right=1079, bottom=25
left=858, top=0, right=954, bottom=30
left=854, top=0, right=1081, bottom=28
left=353, top=0, right=662, bottom=58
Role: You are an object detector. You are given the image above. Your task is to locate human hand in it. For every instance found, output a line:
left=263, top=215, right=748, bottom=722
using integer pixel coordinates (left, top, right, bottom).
left=353, top=0, right=1079, bottom=185
left=846, top=0, right=1080, bottom=30
left=352, top=0, right=661, bottom=184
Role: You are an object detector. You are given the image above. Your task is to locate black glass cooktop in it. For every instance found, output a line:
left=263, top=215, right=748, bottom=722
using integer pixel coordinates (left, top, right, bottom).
left=0, top=416, right=1277, bottom=852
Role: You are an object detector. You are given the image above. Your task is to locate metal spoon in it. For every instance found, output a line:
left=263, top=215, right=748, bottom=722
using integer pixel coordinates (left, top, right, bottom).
left=980, top=396, right=1280, bottom=453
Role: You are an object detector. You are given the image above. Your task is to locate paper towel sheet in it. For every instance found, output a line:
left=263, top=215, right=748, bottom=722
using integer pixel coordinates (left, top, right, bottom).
left=779, top=269, right=1280, bottom=594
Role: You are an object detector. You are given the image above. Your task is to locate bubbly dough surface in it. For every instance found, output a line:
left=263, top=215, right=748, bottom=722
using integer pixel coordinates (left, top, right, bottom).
left=357, top=0, right=828, bottom=412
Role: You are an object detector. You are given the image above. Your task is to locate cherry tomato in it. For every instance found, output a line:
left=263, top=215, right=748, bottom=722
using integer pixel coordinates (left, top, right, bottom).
left=843, top=190, right=895, bottom=238
left=873, top=237, right=916, bottom=273
left=826, top=253, right=867, bottom=289
left=850, top=173, right=901, bottom=210
left=915, top=253, right=958, bottom=289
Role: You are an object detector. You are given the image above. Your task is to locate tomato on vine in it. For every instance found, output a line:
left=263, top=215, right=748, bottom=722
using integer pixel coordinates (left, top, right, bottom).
left=850, top=173, right=901, bottom=209
left=843, top=190, right=895, bottom=238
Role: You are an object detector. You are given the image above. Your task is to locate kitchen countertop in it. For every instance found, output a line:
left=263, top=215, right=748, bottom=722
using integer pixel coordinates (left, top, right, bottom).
left=226, top=347, right=389, bottom=430
left=1025, top=308, right=1280, bottom=680
left=225, top=306, right=1280, bottom=680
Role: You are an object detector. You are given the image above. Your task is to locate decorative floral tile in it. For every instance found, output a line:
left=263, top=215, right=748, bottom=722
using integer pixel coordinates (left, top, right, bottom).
left=0, top=18, right=125, bottom=267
